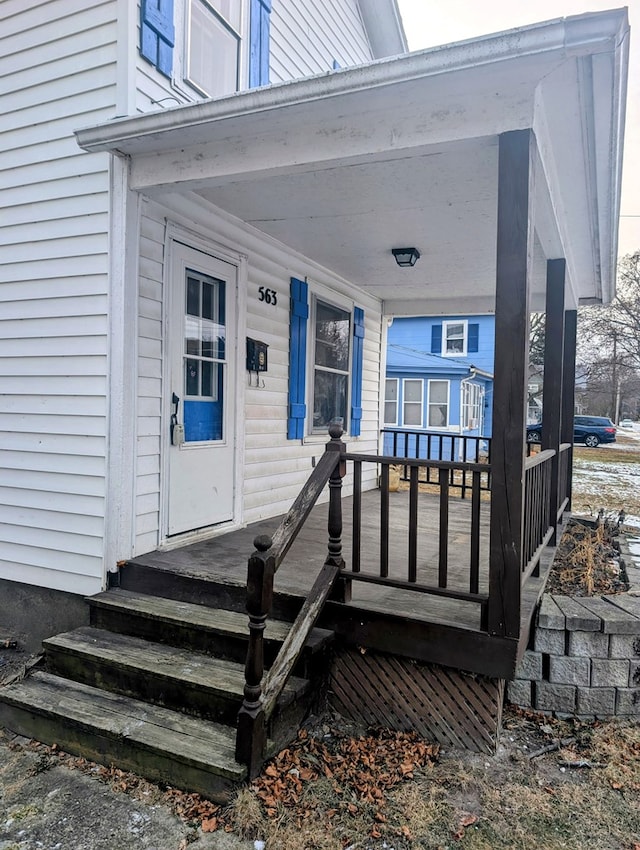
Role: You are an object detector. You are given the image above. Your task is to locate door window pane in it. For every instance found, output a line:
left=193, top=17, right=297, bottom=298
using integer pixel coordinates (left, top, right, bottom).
left=183, top=269, right=226, bottom=442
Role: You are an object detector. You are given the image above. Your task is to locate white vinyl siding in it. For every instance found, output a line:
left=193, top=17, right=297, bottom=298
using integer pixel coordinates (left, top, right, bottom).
left=269, top=0, right=372, bottom=83
left=0, top=0, right=117, bottom=594
left=134, top=193, right=382, bottom=546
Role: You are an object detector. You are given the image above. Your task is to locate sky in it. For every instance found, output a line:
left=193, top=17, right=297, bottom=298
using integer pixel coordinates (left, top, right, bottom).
left=396, top=0, right=640, bottom=257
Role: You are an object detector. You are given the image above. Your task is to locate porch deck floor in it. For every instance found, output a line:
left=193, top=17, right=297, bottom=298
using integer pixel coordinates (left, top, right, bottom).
left=129, top=488, right=492, bottom=633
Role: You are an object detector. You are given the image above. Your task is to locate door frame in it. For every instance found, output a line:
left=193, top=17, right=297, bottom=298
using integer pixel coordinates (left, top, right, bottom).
left=159, top=222, right=248, bottom=548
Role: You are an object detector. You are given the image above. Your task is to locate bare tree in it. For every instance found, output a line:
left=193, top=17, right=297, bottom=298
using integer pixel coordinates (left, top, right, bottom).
left=578, top=252, right=640, bottom=420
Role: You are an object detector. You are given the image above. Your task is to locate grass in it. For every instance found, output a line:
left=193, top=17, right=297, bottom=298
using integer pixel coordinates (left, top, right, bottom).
left=219, top=711, right=640, bottom=850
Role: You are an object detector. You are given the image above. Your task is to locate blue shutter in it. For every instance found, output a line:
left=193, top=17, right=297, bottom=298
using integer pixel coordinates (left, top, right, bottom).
left=249, top=0, right=271, bottom=87
left=288, top=278, right=308, bottom=439
left=468, top=323, right=479, bottom=353
left=350, top=308, right=364, bottom=436
left=431, top=324, right=442, bottom=354
left=141, top=0, right=175, bottom=78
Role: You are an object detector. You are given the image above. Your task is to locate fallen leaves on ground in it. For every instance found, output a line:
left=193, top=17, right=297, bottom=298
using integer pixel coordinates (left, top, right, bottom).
left=250, top=726, right=439, bottom=840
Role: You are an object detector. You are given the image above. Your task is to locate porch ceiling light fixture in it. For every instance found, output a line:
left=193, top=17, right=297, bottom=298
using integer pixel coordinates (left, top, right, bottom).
left=392, top=247, right=420, bottom=267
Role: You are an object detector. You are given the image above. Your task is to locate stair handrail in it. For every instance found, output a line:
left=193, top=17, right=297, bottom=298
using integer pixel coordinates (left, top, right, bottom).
left=236, top=425, right=346, bottom=777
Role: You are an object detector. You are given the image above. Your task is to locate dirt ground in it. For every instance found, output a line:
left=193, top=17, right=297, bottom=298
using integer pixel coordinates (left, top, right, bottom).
left=1, top=707, right=639, bottom=850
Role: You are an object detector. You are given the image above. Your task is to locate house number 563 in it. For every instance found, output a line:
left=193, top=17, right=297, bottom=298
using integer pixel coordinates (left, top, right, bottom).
left=258, top=286, right=277, bottom=306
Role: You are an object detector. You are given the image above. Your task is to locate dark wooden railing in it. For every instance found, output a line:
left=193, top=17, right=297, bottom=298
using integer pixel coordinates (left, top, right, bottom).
left=236, top=425, right=346, bottom=777
left=380, top=428, right=491, bottom=498
left=522, top=448, right=555, bottom=582
left=345, top=452, right=490, bottom=627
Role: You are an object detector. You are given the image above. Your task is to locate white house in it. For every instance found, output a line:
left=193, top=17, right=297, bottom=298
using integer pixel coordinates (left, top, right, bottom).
left=1, top=0, right=406, bottom=641
left=0, top=2, right=629, bottom=654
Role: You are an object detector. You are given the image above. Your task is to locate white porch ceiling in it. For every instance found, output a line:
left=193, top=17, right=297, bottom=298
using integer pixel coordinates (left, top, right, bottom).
left=76, top=10, right=629, bottom=315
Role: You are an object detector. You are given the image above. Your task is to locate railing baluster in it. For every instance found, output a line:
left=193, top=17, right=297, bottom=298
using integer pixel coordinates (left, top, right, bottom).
left=236, top=534, right=274, bottom=778
left=438, top=467, right=449, bottom=588
left=380, top=462, right=390, bottom=578
left=352, top=459, right=362, bottom=574
left=470, top=470, right=481, bottom=594
left=408, top=464, right=418, bottom=582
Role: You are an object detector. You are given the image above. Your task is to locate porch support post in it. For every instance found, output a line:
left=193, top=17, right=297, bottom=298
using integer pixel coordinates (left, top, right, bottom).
left=541, top=259, right=566, bottom=542
left=561, top=310, right=578, bottom=511
left=488, top=129, right=535, bottom=639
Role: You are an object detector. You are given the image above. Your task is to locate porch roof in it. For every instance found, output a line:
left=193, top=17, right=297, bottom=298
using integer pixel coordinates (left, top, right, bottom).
left=76, top=10, right=629, bottom=315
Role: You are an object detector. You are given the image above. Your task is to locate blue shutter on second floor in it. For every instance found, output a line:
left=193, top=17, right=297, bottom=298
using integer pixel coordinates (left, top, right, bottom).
left=431, top=324, right=442, bottom=354
left=468, top=323, right=479, bottom=353
left=350, top=308, right=365, bottom=436
left=249, top=0, right=271, bottom=87
left=141, top=0, right=175, bottom=78
left=288, top=278, right=308, bottom=439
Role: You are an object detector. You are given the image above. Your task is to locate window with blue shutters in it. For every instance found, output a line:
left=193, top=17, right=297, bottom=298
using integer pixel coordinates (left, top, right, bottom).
left=140, top=0, right=175, bottom=78
left=249, top=0, right=271, bottom=87
left=431, top=320, right=479, bottom=357
left=288, top=282, right=363, bottom=439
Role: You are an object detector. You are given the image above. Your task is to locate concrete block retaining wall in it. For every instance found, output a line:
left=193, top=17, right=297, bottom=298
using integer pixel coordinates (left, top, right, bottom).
left=508, top=593, right=640, bottom=718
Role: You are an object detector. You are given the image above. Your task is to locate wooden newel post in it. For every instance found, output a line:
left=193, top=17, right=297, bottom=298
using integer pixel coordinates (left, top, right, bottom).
left=236, top=534, right=275, bottom=777
left=325, top=422, right=349, bottom=602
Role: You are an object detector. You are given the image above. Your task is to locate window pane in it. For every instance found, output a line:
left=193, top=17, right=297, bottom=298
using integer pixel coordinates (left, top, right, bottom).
left=186, top=359, right=200, bottom=396
left=446, top=323, right=464, bottom=338
left=384, top=402, right=397, bottom=424
left=313, top=371, right=347, bottom=430
left=404, top=404, right=422, bottom=426
left=430, top=381, right=448, bottom=403
left=385, top=379, right=397, bottom=401
left=185, top=316, right=200, bottom=356
left=202, top=281, right=214, bottom=320
left=186, top=277, right=200, bottom=316
left=188, top=0, right=239, bottom=98
left=315, top=302, right=350, bottom=371
left=404, top=380, right=422, bottom=402
left=428, top=404, right=448, bottom=428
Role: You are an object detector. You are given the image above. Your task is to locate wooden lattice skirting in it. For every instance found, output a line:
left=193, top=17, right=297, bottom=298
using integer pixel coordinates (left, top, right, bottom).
left=329, top=647, right=505, bottom=754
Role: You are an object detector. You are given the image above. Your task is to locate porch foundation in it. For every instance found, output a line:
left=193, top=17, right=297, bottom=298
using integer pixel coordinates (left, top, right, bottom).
left=329, top=646, right=504, bottom=753
left=0, top=579, right=88, bottom=654
left=508, top=592, right=640, bottom=718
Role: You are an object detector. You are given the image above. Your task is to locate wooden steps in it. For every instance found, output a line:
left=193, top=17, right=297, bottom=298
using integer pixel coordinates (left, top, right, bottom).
left=0, top=581, right=335, bottom=800
left=0, top=671, right=246, bottom=799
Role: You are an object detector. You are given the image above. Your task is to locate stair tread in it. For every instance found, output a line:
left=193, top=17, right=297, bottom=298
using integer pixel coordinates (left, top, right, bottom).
left=89, top=589, right=333, bottom=652
left=0, top=671, right=246, bottom=780
left=44, top=626, right=309, bottom=701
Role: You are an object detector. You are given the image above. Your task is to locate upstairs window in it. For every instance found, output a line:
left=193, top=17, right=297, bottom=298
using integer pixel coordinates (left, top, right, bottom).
left=443, top=320, right=466, bottom=355
left=186, top=0, right=241, bottom=97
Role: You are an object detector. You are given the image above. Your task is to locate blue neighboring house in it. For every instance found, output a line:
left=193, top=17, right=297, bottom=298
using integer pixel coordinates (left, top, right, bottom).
left=383, top=316, right=494, bottom=459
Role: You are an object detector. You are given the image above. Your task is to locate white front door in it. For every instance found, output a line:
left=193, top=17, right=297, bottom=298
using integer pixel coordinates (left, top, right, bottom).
left=167, top=242, right=237, bottom=536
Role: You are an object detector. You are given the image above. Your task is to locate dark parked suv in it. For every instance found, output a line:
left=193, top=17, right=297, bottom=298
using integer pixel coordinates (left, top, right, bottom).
left=526, top=416, right=616, bottom=448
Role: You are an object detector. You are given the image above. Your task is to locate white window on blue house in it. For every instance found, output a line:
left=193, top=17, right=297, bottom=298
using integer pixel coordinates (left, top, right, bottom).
left=384, top=379, right=398, bottom=425
left=402, top=379, right=423, bottom=427
left=460, top=380, right=484, bottom=430
left=428, top=380, right=449, bottom=428
left=443, top=320, right=467, bottom=355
